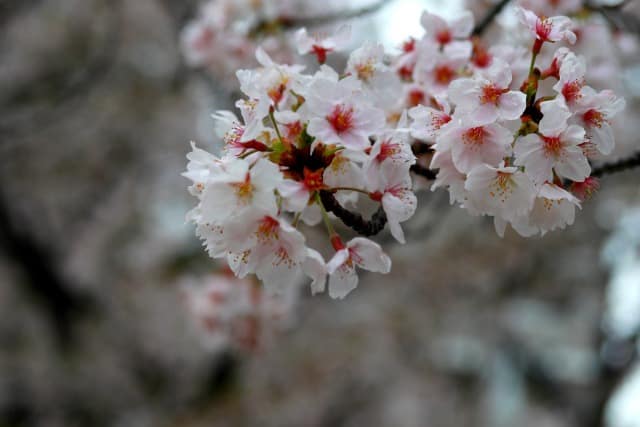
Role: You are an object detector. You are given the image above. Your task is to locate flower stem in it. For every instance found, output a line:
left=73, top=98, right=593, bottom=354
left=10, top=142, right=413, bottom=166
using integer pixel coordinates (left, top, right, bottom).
left=316, top=192, right=336, bottom=237
left=269, top=107, right=286, bottom=146
left=239, top=149, right=258, bottom=159
left=292, top=211, right=302, bottom=228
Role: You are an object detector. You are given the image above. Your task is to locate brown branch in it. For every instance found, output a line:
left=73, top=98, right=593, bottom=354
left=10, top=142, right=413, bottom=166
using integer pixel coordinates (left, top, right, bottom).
left=591, top=151, right=640, bottom=178
left=410, top=163, right=438, bottom=180
left=319, top=190, right=387, bottom=236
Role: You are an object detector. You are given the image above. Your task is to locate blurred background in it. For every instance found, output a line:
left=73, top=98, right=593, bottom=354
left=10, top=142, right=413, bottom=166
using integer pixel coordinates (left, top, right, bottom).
left=1, top=0, right=640, bottom=426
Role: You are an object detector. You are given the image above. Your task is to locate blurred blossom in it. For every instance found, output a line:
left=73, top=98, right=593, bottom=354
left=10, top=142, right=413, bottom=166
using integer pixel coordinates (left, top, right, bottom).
left=180, top=273, right=299, bottom=353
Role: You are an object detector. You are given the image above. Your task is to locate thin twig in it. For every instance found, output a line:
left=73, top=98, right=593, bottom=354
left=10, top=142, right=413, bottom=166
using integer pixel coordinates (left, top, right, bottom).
left=472, top=0, right=512, bottom=36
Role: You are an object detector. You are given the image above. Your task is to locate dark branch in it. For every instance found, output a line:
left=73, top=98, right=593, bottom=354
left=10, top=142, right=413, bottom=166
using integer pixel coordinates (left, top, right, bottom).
left=0, top=193, right=96, bottom=347
left=411, top=141, right=434, bottom=156
left=591, top=151, right=640, bottom=178
left=410, top=164, right=438, bottom=180
left=319, top=190, right=387, bottom=236
left=472, top=0, right=512, bottom=36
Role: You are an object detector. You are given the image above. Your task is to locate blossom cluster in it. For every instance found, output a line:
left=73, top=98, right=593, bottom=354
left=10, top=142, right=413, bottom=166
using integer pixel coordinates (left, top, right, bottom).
left=183, top=5, right=626, bottom=298
left=402, top=7, right=625, bottom=236
left=184, top=37, right=417, bottom=299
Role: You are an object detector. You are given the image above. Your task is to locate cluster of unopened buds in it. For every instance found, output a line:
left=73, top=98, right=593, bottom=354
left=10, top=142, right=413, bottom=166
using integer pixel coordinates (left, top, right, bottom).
left=184, top=6, right=625, bottom=298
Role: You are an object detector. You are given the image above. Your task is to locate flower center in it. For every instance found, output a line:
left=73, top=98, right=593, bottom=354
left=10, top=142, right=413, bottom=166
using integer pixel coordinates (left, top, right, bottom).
left=490, top=172, right=515, bottom=202
left=473, top=43, right=492, bottom=68
left=407, top=89, right=425, bottom=107
left=284, top=120, right=303, bottom=140
left=273, top=246, right=295, bottom=268
left=302, top=168, right=325, bottom=191
left=462, top=127, right=486, bottom=147
left=224, top=124, right=244, bottom=148
left=583, top=109, right=604, bottom=128
left=267, top=79, right=288, bottom=105
left=434, top=65, right=455, bottom=85
left=355, top=61, right=376, bottom=81
left=432, top=112, right=451, bottom=130
left=312, top=45, right=330, bottom=64
left=327, top=104, right=355, bottom=134
left=480, top=84, right=507, bottom=105
left=436, top=29, right=452, bottom=45
left=402, top=38, right=416, bottom=53
left=377, top=140, right=400, bottom=162
left=535, top=18, right=553, bottom=40
left=256, top=216, right=279, bottom=243
left=398, top=64, right=414, bottom=81
left=232, top=173, right=254, bottom=203
left=562, top=80, right=583, bottom=103
left=542, top=198, right=558, bottom=211
left=542, top=135, right=563, bottom=157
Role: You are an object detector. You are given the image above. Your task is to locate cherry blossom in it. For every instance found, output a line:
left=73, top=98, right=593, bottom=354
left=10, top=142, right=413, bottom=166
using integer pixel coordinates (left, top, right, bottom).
left=514, top=99, right=590, bottom=184
left=182, top=4, right=627, bottom=300
left=575, top=88, right=626, bottom=156
left=368, top=163, right=417, bottom=244
left=327, top=237, right=392, bottom=299
left=448, top=59, right=526, bottom=123
left=199, top=157, right=282, bottom=224
left=413, top=41, right=472, bottom=95
left=420, top=10, right=474, bottom=46
left=516, top=7, right=577, bottom=45
left=465, top=163, right=537, bottom=222
left=305, top=75, right=385, bottom=150
left=295, top=25, right=351, bottom=64
left=436, top=120, right=513, bottom=174
left=224, top=214, right=307, bottom=294
left=409, top=97, right=452, bottom=143
left=552, top=52, right=587, bottom=110
left=526, top=183, right=581, bottom=235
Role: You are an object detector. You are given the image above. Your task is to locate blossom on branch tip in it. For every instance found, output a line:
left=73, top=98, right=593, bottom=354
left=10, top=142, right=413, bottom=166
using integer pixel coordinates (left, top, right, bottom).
left=295, top=25, right=351, bottom=64
left=516, top=7, right=577, bottom=45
